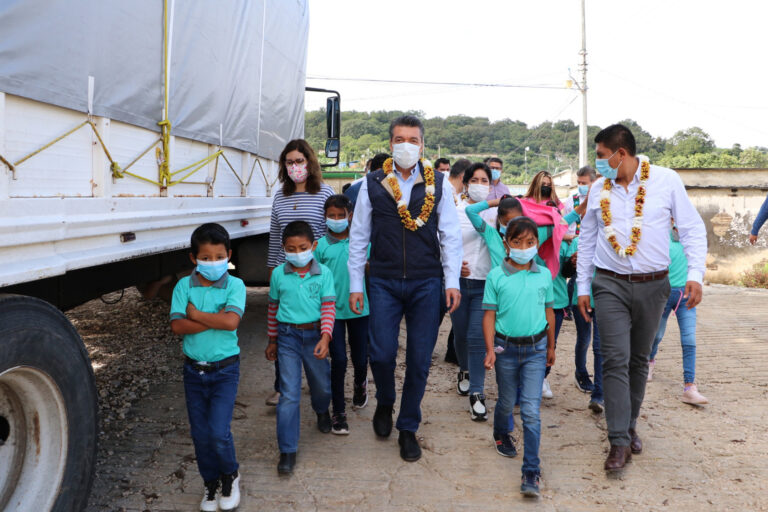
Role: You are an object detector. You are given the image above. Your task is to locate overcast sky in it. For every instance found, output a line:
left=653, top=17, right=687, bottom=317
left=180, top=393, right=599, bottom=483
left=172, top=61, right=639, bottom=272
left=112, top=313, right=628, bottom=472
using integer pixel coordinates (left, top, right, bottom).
left=305, top=0, right=767, bottom=149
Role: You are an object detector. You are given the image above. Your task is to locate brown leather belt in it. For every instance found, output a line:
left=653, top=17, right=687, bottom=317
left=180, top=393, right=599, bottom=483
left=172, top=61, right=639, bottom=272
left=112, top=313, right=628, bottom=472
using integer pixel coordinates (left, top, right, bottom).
left=597, top=268, right=669, bottom=283
left=286, top=322, right=321, bottom=330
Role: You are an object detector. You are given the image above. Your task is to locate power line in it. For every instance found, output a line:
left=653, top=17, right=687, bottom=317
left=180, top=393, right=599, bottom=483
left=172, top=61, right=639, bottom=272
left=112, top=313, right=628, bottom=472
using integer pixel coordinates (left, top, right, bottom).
left=306, top=76, right=571, bottom=90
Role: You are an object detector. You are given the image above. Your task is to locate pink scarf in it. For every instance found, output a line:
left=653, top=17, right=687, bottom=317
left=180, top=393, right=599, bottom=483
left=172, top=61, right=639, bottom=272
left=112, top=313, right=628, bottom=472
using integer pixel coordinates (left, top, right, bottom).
left=519, top=198, right=568, bottom=280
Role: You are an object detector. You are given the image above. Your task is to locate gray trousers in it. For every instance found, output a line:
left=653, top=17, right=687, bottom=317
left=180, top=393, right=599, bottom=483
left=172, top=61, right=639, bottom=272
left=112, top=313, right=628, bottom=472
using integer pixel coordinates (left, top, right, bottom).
left=592, top=271, right=670, bottom=446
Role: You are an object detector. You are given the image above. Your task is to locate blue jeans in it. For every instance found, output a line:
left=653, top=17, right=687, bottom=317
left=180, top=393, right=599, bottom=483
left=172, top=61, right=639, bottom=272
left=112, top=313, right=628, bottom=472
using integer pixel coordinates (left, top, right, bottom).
left=574, top=309, right=604, bottom=401
left=450, top=278, right=487, bottom=393
left=649, top=288, right=697, bottom=383
left=330, top=316, right=369, bottom=414
left=183, top=360, right=240, bottom=482
left=368, top=276, right=442, bottom=432
left=493, top=336, right=547, bottom=475
left=546, top=309, right=566, bottom=378
left=276, top=324, right=332, bottom=453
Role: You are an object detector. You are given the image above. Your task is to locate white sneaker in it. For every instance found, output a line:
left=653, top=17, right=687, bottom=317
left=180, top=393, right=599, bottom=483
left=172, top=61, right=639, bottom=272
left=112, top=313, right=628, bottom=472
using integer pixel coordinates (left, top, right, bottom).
left=647, top=360, right=655, bottom=382
left=542, top=378, right=553, bottom=399
left=200, top=480, right=219, bottom=512
left=456, top=371, right=470, bottom=396
left=219, top=471, right=240, bottom=510
left=469, top=393, right=488, bottom=421
left=266, top=390, right=280, bottom=406
left=681, top=384, right=708, bottom=405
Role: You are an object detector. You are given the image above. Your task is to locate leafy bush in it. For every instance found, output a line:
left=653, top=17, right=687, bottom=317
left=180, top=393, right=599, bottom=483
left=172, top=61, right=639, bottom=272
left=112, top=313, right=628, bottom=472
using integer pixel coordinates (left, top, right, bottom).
left=739, top=261, right=768, bottom=288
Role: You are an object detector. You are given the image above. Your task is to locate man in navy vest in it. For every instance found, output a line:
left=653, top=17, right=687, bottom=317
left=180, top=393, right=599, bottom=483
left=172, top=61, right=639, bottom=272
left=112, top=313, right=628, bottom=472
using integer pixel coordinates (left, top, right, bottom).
left=348, top=115, right=462, bottom=462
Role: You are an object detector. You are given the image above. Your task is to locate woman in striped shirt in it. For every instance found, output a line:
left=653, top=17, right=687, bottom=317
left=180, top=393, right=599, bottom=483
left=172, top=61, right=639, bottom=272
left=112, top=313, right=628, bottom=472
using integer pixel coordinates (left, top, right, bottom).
left=265, top=139, right=334, bottom=405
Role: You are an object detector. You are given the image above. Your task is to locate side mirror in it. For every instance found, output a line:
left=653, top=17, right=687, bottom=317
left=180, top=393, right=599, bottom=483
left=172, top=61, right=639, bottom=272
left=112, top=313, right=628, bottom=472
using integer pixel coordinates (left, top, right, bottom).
left=326, top=96, right=340, bottom=139
left=305, top=87, right=341, bottom=167
left=325, top=139, right=340, bottom=159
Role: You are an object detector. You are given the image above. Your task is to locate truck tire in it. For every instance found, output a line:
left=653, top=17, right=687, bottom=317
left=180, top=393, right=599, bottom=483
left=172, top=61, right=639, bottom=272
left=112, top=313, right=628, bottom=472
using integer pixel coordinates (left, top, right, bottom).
left=0, top=294, right=97, bottom=512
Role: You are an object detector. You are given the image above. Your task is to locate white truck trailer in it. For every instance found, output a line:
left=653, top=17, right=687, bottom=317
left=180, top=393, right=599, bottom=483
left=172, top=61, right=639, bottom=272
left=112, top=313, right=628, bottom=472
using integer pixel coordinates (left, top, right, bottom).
left=0, top=2, right=340, bottom=510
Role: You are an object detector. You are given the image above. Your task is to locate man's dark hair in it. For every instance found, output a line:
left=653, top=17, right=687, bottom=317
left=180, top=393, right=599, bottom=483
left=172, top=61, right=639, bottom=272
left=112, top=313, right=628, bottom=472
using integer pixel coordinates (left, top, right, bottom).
left=282, top=220, right=314, bottom=244
left=504, top=216, right=539, bottom=242
left=341, top=182, right=352, bottom=193
left=191, top=223, right=230, bottom=256
left=389, top=115, right=424, bottom=140
left=487, top=157, right=503, bottom=167
left=450, top=158, right=472, bottom=178
left=324, top=193, right=353, bottom=214
left=462, top=162, right=492, bottom=185
left=370, top=152, right=390, bottom=173
left=594, top=124, right=636, bottom=156
left=434, top=157, right=450, bottom=169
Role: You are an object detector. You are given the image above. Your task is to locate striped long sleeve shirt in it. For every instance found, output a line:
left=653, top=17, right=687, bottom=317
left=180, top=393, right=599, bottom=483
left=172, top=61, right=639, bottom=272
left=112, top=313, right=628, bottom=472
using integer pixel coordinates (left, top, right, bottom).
left=267, top=184, right=335, bottom=268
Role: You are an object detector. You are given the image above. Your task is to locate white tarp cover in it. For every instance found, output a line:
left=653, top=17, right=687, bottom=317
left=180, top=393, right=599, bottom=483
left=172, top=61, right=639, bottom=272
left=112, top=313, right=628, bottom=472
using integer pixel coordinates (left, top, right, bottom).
left=0, top=0, right=308, bottom=161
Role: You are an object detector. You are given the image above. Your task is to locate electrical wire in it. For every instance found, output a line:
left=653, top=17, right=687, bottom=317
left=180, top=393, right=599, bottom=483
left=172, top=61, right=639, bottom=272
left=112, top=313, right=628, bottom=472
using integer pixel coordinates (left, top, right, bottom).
left=306, top=76, right=571, bottom=90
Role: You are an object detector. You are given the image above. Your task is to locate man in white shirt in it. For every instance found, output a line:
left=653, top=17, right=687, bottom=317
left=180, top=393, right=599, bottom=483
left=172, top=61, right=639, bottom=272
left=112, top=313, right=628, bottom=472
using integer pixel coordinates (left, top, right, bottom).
left=576, top=124, right=706, bottom=472
left=348, top=115, right=462, bottom=462
left=562, top=165, right=597, bottom=239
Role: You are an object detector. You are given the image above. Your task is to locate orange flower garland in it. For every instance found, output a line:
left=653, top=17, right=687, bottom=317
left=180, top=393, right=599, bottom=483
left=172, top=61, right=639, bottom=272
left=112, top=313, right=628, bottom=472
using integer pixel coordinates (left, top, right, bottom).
left=382, top=158, right=436, bottom=231
left=600, top=160, right=650, bottom=257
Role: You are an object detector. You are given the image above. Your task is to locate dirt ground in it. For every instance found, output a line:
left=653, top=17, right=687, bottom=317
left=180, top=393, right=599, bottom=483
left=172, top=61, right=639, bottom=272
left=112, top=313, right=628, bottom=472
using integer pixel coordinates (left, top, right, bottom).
left=80, top=284, right=768, bottom=512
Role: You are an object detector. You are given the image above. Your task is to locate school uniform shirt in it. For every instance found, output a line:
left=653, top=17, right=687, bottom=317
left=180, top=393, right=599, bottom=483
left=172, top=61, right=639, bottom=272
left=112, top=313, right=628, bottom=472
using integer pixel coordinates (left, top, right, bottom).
left=170, top=272, right=246, bottom=363
left=314, top=234, right=370, bottom=319
left=552, top=240, right=578, bottom=309
left=267, top=184, right=335, bottom=268
left=268, top=260, right=336, bottom=325
left=457, top=199, right=492, bottom=279
left=482, top=259, right=554, bottom=338
left=668, top=235, right=688, bottom=288
left=576, top=155, right=707, bottom=296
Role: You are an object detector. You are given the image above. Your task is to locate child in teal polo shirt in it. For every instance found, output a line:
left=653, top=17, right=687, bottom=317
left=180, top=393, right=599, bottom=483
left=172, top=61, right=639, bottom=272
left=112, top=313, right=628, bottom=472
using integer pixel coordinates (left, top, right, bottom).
left=170, top=223, right=246, bottom=512
left=482, top=216, right=555, bottom=498
left=314, top=194, right=370, bottom=435
left=265, top=220, right=336, bottom=476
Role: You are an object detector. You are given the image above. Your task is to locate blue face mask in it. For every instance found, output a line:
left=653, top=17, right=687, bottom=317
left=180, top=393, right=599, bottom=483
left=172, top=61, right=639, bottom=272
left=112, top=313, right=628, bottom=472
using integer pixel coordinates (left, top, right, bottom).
left=578, top=185, right=590, bottom=196
left=499, top=224, right=507, bottom=236
left=595, top=150, right=620, bottom=180
left=285, top=249, right=313, bottom=268
left=491, top=169, right=502, bottom=182
left=326, top=217, right=349, bottom=233
left=196, top=259, right=229, bottom=281
left=508, top=246, right=539, bottom=264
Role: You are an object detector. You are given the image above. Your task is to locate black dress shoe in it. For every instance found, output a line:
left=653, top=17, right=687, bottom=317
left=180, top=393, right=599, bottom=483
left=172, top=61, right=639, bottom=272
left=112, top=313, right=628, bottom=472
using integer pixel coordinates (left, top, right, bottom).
left=317, top=411, right=332, bottom=433
left=629, top=428, right=643, bottom=454
left=278, top=452, right=296, bottom=475
left=398, top=431, right=422, bottom=462
left=372, top=404, right=393, bottom=437
left=604, top=445, right=631, bottom=471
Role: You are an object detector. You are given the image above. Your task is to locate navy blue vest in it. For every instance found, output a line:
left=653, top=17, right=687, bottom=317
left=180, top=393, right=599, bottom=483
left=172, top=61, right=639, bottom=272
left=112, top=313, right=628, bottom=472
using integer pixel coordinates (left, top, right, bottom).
left=367, top=162, right=444, bottom=279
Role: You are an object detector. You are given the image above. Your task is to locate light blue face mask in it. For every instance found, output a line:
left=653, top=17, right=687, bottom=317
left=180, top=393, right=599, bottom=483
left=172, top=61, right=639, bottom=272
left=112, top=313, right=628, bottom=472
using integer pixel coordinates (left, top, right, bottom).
left=595, top=150, right=620, bottom=179
left=285, top=249, right=313, bottom=268
left=491, top=169, right=502, bottom=182
left=499, top=224, right=507, bottom=236
left=326, top=217, right=349, bottom=233
left=508, top=246, right=539, bottom=264
left=196, top=259, right=229, bottom=281
left=578, top=184, right=590, bottom=196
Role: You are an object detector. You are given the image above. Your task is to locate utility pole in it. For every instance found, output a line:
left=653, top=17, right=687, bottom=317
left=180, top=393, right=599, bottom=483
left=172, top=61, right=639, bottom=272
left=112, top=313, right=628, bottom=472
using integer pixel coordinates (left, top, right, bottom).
left=578, top=0, right=588, bottom=168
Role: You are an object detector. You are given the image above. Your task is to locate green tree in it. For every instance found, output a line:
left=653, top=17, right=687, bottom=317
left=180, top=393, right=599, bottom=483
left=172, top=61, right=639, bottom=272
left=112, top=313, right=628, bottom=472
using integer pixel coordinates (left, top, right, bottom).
left=667, top=127, right=715, bottom=157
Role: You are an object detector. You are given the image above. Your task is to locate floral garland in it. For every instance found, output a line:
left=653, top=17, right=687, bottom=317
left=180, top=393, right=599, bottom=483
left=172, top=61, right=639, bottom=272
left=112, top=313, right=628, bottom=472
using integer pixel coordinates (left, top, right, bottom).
left=600, top=160, right=650, bottom=257
left=383, top=158, right=436, bottom=231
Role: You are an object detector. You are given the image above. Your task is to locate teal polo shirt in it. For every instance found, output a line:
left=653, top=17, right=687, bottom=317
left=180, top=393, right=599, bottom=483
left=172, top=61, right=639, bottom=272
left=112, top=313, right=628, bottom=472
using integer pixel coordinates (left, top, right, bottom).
left=482, top=259, right=554, bottom=337
left=269, top=259, right=336, bottom=324
left=668, top=237, right=688, bottom=288
left=553, top=239, right=577, bottom=309
left=314, top=234, right=369, bottom=320
left=170, top=272, right=246, bottom=363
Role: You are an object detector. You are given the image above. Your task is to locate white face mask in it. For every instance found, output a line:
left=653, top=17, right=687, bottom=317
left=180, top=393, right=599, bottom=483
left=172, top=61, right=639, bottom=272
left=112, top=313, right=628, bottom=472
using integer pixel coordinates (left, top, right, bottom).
left=392, top=142, right=421, bottom=169
left=467, top=183, right=490, bottom=202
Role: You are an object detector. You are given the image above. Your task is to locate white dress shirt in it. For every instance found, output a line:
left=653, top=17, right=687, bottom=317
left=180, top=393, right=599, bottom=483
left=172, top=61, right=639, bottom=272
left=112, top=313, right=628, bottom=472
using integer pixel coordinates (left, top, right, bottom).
left=562, top=193, right=586, bottom=236
left=348, top=164, right=463, bottom=293
left=456, top=199, right=492, bottom=280
left=576, top=156, right=707, bottom=296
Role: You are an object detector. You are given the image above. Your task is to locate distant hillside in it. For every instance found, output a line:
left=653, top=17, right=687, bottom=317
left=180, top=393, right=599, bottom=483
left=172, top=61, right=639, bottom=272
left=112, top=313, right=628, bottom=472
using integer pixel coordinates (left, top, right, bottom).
left=305, top=110, right=767, bottom=181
